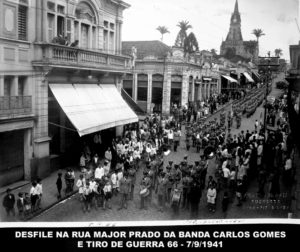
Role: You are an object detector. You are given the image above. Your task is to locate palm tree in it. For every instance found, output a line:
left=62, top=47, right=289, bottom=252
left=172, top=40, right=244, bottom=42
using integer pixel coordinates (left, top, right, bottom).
left=174, top=20, right=192, bottom=47
left=274, top=48, right=283, bottom=57
left=156, top=26, right=170, bottom=42
left=252, top=28, right=265, bottom=55
left=184, top=32, right=199, bottom=55
left=210, top=49, right=218, bottom=56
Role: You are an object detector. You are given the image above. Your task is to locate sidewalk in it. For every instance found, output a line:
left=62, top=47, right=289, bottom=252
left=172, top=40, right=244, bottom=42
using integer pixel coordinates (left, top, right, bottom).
left=0, top=167, right=81, bottom=222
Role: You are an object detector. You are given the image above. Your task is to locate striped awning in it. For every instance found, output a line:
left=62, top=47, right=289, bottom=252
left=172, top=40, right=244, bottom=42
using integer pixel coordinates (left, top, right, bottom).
left=243, top=72, right=255, bottom=82
left=222, top=75, right=238, bottom=83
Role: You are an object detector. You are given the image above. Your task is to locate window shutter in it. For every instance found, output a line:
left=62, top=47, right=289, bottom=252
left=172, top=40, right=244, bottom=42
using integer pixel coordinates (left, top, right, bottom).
left=18, top=5, right=27, bottom=41
left=66, top=19, right=72, bottom=42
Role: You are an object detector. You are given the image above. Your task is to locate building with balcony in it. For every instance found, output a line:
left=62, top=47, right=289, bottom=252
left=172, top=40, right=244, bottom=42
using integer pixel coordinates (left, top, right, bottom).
left=0, top=0, right=137, bottom=187
left=122, top=41, right=222, bottom=115
left=286, top=42, right=300, bottom=217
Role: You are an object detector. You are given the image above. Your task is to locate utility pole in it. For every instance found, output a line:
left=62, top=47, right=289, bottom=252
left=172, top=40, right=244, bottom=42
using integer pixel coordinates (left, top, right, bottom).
left=258, top=56, right=279, bottom=138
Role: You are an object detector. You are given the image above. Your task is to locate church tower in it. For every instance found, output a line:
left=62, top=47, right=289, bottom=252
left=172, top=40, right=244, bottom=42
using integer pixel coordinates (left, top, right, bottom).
left=226, top=0, right=243, bottom=41
left=220, top=0, right=258, bottom=62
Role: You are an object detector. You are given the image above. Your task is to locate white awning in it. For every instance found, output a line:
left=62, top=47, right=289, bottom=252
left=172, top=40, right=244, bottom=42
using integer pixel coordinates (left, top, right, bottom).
left=49, top=84, right=138, bottom=137
left=222, top=75, right=238, bottom=83
left=243, top=72, right=255, bottom=82
left=252, top=70, right=260, bottom=79
left=203, top=77, right=212, bottom=81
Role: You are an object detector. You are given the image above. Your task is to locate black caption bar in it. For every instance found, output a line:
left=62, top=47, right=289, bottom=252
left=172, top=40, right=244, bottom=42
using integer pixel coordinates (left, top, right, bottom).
left=1, top=224, right=299, bottom=250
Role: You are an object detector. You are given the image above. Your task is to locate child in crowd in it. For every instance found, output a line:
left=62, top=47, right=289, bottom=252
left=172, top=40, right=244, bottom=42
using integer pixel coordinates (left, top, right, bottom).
left=24, top=193, right=31, bottom=216
left=16, top=192, right=25, bottom=220
left=103, top=180, right=112, bottom=210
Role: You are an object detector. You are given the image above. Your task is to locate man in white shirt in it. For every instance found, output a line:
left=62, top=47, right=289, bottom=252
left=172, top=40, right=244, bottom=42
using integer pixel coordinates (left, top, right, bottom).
left=222, top=164, right=230, bottom=189
left=35, top=179, right=43, bottom=210
left=94, top=165, right=105, bottom=180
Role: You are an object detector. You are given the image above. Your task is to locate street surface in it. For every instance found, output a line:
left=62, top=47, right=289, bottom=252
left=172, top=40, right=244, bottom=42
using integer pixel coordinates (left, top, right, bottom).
left=31, top=73, right=290, bottom=222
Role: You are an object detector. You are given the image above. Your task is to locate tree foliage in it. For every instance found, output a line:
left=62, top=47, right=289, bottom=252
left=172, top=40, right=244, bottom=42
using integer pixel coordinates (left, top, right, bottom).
left=184, top=32, right=199, bottom=54
left=174, top=20, right=192, bottom=47
left=156, top=26, right=170, bottom=42
left=274, top=48, right=283, bottom=57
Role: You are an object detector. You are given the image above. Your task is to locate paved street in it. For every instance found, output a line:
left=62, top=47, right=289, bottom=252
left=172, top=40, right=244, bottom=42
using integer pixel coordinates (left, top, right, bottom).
left=28, top=73, right=290, bottom=222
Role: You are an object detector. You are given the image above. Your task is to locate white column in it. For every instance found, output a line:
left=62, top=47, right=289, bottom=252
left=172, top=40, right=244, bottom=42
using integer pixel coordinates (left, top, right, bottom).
left=198, top=84, right=201, bottom=102
left=162, top=65, right=171, bottom=115
left=60, top=109, right=66, bottom=153
left=181, top=74, right=189, bottom=107
left=11, top=76, right=18, bottom=96
left=88, top=25, right=93, bottom=49
left=191, top=78, right=195, bottom=102
left=208, top=82, right=211, bottom=98
left=133, top=73, right=138, bottom=102
left=24, top=129, right=33, bottom=180
left=0, top=75, right=4, bottom=96
left=147, top=73, right=152, bottom=114
left=23, top=76, right=31, bottom=96
left=78, top=22, right=81, bottom=47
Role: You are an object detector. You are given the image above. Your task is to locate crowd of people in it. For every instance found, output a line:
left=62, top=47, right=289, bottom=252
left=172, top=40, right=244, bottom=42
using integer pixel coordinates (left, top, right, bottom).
left=2, top=179, right=43, bottom=220
left=2, top=86, right=294, bottom=220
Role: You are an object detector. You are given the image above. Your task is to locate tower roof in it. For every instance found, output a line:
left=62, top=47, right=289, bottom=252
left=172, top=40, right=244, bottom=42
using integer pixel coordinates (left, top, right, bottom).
left=234, top=0, right=239, bottom=13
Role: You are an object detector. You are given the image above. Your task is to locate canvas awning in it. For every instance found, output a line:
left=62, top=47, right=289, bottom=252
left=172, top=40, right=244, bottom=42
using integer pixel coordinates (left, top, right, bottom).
left=49, top=84, right=139, bottom=137
left=251, top=70, right=261, bottom=80
left=243, top=72, right=255, bottom=82
left=222, top=75, right=238, bottom=83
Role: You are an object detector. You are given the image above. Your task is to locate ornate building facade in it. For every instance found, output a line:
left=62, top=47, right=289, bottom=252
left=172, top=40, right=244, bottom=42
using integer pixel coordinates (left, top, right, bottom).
left=220, top=0, right=258, bottom=62
left=0, top=0, right=135, bottom=187
left=122, top=41, right=221, bottom=115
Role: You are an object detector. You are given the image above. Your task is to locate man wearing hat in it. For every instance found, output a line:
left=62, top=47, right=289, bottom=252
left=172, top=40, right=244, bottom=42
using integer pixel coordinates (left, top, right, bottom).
left=140, top=172, right=151, bottom=210
left=165, top=166, right=173, bottom=204
left=156, top=172, right=167, bottom=212
left=118, top=173, right=131, bottom=210
left=128, top=165, right=136, bottom=201
left=2, top=188, right=15, bottom=217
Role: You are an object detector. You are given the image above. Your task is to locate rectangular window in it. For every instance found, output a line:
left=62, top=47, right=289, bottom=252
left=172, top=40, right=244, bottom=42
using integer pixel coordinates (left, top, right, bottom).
left=137, top=87, right=148, bottom=101
left=103, top=30, right=108, bottom=51
left=57, top=16, right=65, bottom=37
left=104, top=21, right=109, bottom=29
left=47, top=13, right=55, bottom=42
left=18, top=5, right=28, bottom=40
left=57, top=5, right=65, bottom=14
left=66, top=19, right=72, bottom=43
left=109, top=31, right=114, bottom=53
left=4, top=77, right=12, bottom=96
left=18, top=77, right=26, bottom=96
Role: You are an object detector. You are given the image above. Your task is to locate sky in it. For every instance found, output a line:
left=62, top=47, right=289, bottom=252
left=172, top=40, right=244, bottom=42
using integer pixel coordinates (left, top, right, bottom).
left=122, top=0, right=300, bottom=61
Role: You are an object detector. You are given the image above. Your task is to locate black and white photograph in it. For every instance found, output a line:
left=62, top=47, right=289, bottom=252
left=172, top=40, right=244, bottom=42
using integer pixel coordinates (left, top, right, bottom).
left=0, top=0, right=300, bottom=249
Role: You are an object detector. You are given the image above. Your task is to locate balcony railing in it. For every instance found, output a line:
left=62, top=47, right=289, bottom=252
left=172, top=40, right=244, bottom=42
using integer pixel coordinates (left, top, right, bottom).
left=33, top=43, right=131, bottom=72
left=0, top=96, right=32, bottom=118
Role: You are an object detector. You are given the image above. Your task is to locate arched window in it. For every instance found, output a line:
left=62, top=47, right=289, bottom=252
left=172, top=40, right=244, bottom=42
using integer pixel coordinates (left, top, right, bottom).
left=74, top=1, right=98, bottom=49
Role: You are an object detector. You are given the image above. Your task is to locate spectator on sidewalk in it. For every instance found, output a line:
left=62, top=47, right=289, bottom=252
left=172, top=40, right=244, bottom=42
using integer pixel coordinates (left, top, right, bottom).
left=36, top=178, right=43, bottom=210
left=56, top=173, right=63, bottom=199
left=2, top=188, right=15, bottom=217
left=29, top=181, right=39, bottom=212
left=64, top=168, right=75, bottom=194
left=24, top=193, right=31, bottom=217
left=105, top=147, right=112, bottom=163
left=17, top=192, right=25, bottom=220
left=76, top=174, right=86, bottom=201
